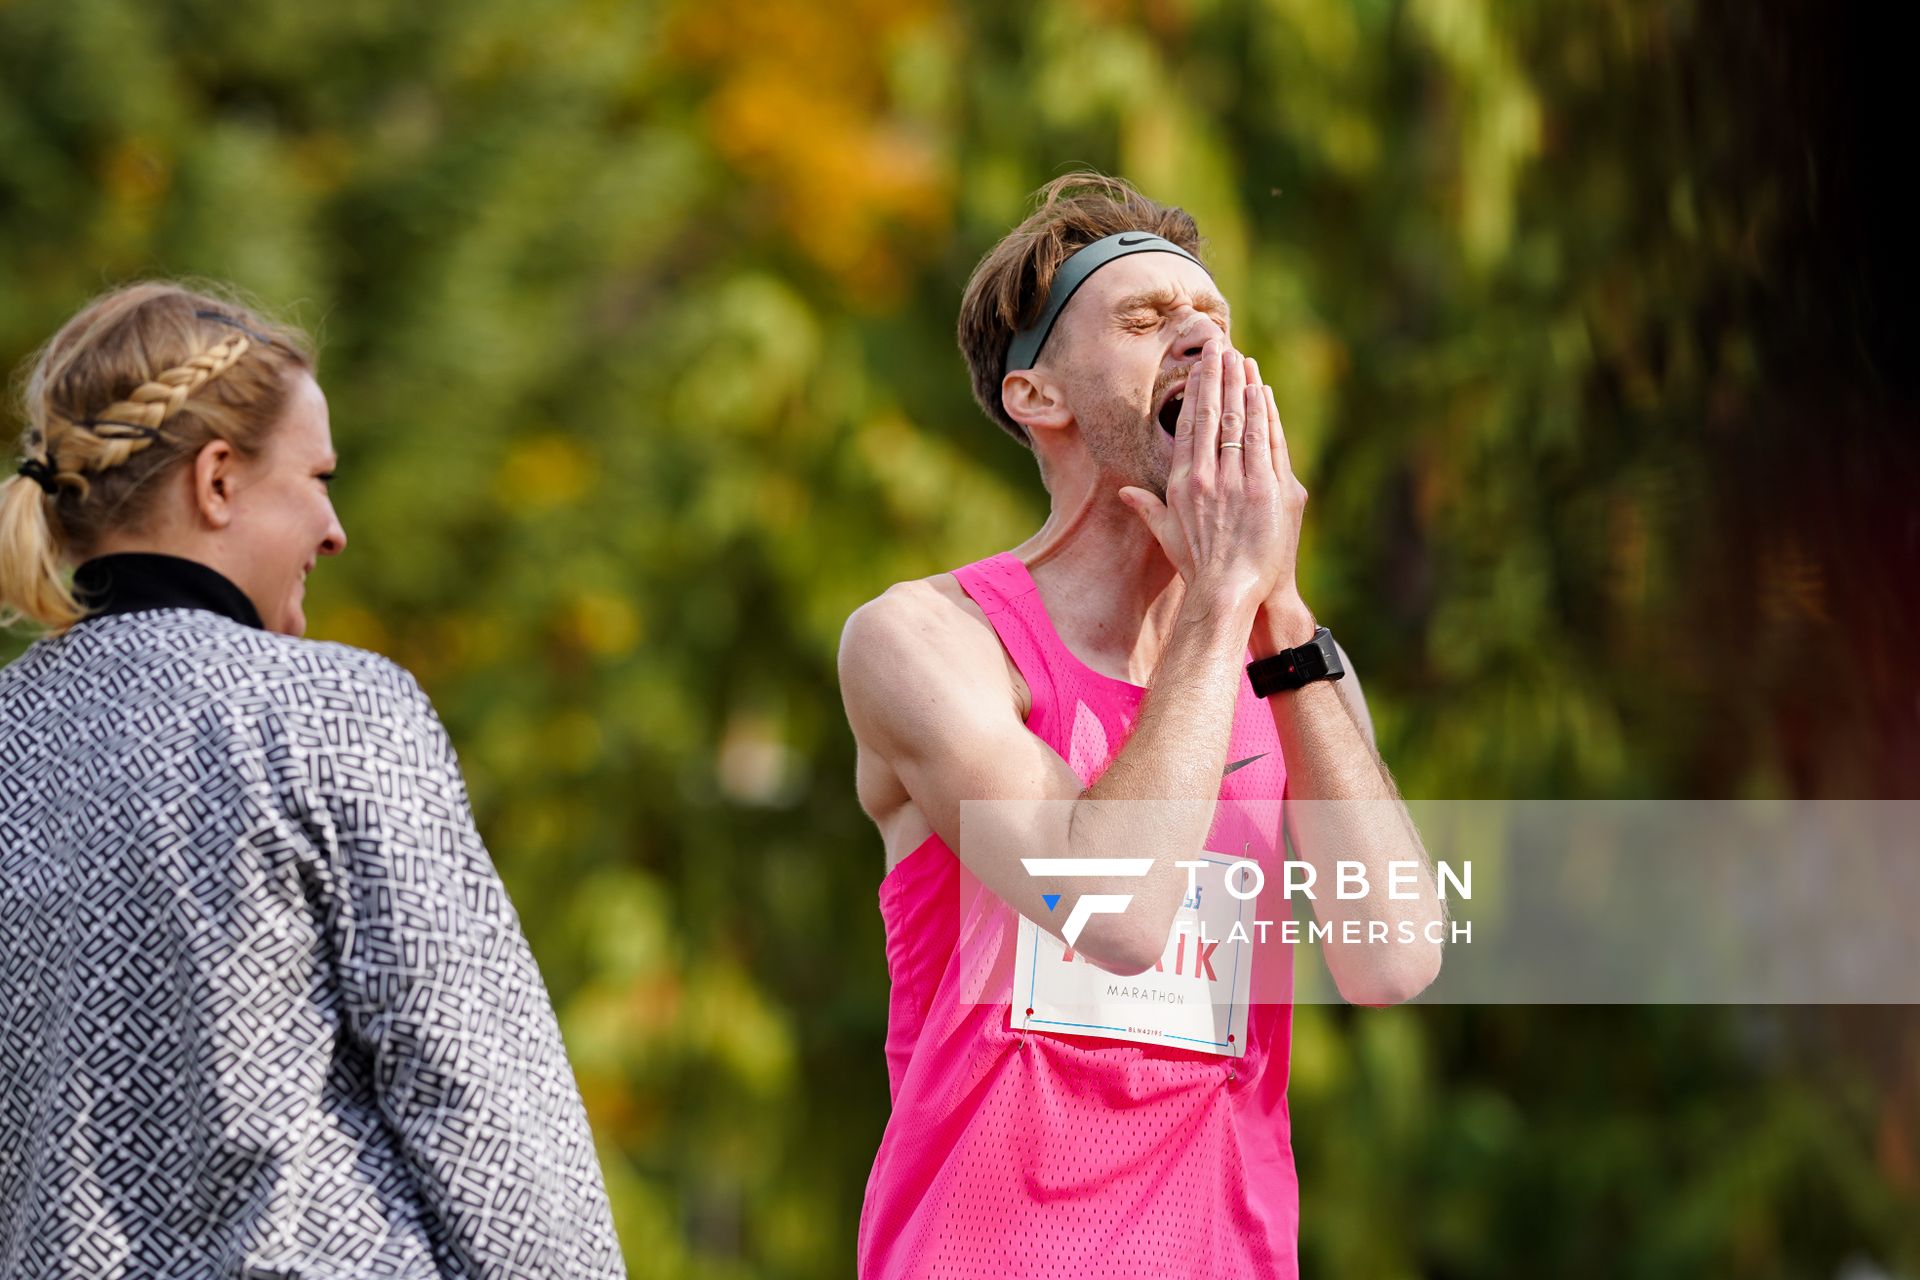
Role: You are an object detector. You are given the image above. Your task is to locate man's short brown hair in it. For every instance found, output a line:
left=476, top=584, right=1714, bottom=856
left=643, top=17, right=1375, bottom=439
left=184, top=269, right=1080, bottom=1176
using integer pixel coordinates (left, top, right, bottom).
left=957, top=172, right=1205, bottom=447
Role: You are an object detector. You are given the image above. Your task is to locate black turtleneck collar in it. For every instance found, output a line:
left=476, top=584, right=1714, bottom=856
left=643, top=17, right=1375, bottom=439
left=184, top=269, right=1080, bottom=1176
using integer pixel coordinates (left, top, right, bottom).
left=73, top=553, right=265, bottom=631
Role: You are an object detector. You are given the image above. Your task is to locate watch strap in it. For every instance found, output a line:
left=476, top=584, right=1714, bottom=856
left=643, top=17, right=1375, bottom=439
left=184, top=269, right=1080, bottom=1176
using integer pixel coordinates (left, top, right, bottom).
left=1246, top=626, right=1345, bottom=697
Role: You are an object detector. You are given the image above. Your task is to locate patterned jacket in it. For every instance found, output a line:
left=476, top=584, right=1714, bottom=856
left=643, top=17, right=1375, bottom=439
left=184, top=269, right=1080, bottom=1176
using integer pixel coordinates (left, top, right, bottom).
left=0, top=557, right=625, bottom=1278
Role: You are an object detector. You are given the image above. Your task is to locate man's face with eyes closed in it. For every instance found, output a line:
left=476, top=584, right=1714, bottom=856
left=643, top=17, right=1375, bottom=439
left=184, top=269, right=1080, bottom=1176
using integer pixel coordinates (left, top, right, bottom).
left=1035, top=252, right=1231, bottom=500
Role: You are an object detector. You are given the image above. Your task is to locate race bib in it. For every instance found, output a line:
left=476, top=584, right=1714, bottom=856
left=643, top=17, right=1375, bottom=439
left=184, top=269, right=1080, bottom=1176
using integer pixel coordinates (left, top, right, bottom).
left=1011, top=852, right=1255, bottom=1056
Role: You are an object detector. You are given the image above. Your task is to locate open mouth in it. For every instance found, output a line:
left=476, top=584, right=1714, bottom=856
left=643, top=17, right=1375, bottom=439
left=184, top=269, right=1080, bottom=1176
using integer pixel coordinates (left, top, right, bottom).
left=1155, top=382, right=1187, bottom=436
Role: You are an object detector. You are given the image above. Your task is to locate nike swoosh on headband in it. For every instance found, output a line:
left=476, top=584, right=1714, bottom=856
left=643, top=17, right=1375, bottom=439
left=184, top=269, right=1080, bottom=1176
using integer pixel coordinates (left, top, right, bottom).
left=1003, top=231, right=1210, bottom=376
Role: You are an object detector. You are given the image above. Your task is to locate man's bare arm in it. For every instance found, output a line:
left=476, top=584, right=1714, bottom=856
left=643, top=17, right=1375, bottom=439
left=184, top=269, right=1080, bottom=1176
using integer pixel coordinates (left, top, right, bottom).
left=841, top=574, right=1259, bottom=974
left=1245, top=369, right=1442, bottom=1006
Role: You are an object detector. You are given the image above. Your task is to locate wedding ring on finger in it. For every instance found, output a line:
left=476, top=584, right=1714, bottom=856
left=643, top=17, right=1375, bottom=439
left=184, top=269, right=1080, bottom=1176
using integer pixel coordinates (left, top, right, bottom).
left=1219, top=440, right=1245, bottom=452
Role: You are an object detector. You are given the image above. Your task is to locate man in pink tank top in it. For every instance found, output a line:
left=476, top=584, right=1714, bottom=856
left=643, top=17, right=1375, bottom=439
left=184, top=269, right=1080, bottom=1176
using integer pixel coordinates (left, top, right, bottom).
left=838, top=173, right=1447, bottom=1278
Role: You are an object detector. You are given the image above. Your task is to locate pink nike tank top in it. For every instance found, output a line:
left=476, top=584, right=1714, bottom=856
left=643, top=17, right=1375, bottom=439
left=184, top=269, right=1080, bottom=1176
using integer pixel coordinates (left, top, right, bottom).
left=858, top=552, right=1300, bottom=1278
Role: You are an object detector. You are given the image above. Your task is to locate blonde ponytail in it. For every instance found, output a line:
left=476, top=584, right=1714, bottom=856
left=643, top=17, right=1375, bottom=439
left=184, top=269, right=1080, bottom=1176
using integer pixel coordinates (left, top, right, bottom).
left=0, top=470, right=82, bottom=629
left=0, top=282, right=312, bottom=634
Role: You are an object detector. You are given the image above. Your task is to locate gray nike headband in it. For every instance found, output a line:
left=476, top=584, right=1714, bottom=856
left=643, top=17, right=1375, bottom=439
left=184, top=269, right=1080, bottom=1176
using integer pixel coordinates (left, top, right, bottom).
left=1003, top=232, right=1209, bottom=376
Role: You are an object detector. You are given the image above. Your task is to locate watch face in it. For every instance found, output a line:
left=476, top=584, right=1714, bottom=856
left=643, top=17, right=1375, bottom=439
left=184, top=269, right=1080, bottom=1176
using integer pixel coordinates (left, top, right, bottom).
left=1312, top=629, right=1344, bottom=679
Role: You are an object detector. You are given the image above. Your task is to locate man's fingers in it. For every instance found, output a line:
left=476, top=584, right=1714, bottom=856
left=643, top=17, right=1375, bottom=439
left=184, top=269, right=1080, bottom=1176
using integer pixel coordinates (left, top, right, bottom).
left=1219, top=350, right=1247, bottom=442
left=1263, top=382, right=1294, bottom=481
left=1217, top=349, right=1249, bottom=484
left=1188, top=338, right=1223, bottom=488
left=1171, top=340, right=1212, bottom=482
left=1241, top=357, right=1273, bottom=489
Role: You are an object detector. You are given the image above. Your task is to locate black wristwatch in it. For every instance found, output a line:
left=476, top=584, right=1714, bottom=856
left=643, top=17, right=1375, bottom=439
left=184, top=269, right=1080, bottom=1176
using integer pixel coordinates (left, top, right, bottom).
left=1246, top=626, right=1345, bottom=697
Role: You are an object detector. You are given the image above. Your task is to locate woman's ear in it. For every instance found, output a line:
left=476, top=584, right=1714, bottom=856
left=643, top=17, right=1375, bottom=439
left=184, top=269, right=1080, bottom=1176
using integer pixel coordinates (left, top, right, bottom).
left=191, top=439, right=240, bottom=530
left=1001, top=368, right=1073, bottom=440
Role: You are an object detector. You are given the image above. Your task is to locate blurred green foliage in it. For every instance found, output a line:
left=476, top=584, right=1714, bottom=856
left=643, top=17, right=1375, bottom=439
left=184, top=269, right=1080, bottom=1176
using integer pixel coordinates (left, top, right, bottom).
left=3, top=0, right=1916, bottom=1275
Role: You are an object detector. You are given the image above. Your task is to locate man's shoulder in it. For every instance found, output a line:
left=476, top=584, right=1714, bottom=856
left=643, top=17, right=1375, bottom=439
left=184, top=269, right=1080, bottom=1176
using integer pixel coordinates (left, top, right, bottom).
left=838, top=568, right=1022, bottom=727
left=848, top=570, right=979, bottom=626
left=840, top=571, right=996, bottom=672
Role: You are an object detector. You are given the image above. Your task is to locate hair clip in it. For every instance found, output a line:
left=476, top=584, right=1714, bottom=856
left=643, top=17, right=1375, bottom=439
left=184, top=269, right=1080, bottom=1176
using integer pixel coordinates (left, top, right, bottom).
left=77, top=419, right=167, bottom=442
left=194, top=310, right=277, bottom=347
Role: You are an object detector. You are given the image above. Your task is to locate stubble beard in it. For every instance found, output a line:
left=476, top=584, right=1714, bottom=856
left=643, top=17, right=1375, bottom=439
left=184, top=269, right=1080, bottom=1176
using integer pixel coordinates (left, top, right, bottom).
left=1081, top=399, right=1171, bottom=501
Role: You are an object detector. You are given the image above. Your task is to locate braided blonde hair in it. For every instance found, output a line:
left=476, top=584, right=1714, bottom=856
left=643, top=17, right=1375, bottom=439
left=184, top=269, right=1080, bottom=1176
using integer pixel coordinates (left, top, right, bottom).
left=0, top=282, right=313, bottom=631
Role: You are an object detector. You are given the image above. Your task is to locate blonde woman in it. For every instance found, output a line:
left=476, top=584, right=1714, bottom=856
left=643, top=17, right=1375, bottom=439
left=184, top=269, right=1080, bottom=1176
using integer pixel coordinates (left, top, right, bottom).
left=0, top=284, right=623, bottom=1278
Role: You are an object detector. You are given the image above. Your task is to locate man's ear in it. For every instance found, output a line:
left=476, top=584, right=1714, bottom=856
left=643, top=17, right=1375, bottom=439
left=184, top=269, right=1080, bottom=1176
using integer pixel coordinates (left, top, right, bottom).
left=1001, top=368, right=1073, bottom=440
left=191, top=439, right=240, bottom=530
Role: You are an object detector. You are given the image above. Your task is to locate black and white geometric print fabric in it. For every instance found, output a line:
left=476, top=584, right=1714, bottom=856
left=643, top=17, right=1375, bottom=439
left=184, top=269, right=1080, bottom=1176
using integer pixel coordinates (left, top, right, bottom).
left=0, top=609, right=625, bottom=1278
